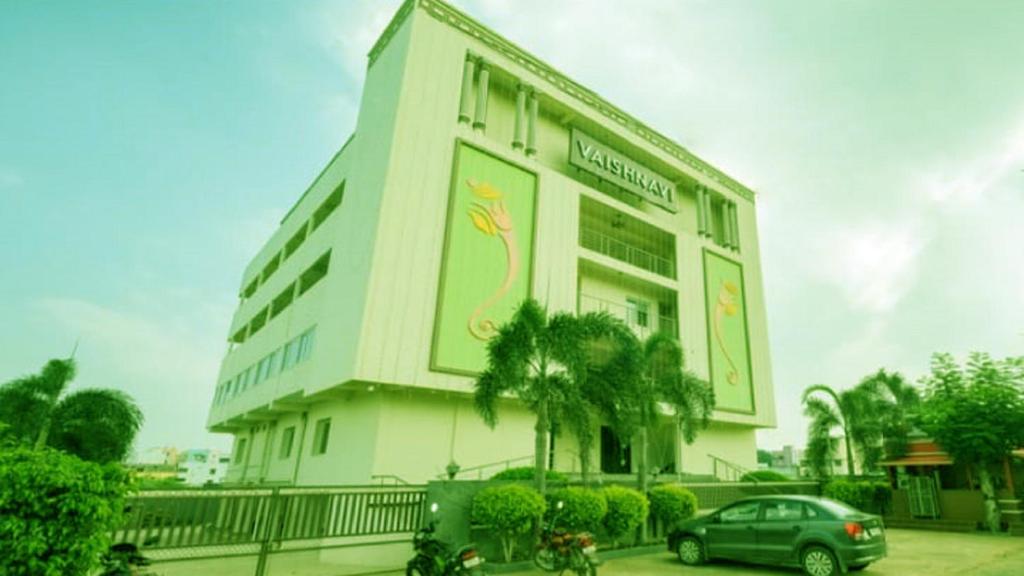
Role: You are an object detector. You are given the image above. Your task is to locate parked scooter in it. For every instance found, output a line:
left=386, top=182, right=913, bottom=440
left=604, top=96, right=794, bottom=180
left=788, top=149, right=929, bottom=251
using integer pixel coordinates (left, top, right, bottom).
left=99, top=542, right=157, bottom=576
left=533, top=501, right=599, bottom=576
left=407, top=503, right=487, bottom=575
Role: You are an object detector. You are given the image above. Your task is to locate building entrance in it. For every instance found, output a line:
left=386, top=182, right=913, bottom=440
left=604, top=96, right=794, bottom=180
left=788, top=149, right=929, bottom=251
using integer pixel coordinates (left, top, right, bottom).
left=600, top=426, right=631, bottom=474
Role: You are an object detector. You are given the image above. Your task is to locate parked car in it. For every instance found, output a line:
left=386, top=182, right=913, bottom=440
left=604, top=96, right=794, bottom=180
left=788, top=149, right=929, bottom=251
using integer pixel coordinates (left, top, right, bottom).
left=667, top=495, right=886, bottom=576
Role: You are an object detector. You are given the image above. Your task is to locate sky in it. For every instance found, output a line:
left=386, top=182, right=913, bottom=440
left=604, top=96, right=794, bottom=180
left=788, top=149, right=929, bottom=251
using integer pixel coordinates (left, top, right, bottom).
left=2, top=0, right=1023, bottom=456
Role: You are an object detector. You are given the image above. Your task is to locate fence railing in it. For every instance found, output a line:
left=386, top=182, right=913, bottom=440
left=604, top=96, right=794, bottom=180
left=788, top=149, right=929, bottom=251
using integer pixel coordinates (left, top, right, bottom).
left=579, top=227, right=676, bottom=279
left=114, top=485, right=427, bottom=573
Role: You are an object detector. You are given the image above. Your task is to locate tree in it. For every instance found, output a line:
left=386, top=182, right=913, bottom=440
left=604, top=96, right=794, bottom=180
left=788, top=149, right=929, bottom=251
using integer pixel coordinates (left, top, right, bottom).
left=474, top=299, right=619, bottom=493
left=856, top=369, right=920, bottom=460
left=0, top=358, right=144, bottom=463
left=917, top=352, right=1024, bottom=532
left=757, top=449, right=773, bottom=466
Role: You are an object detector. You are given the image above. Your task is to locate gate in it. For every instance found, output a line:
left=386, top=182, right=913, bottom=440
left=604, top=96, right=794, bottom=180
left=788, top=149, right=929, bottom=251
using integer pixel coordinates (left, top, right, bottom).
left=907, top=476, right=940, bottom=518
left=114, top=485, right=428, bottom=575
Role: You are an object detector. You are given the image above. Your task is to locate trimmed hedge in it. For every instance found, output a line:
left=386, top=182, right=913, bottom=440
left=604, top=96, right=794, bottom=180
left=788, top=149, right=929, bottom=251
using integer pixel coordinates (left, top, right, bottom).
left=601, top=486, right=649, bottom=542
left=648, top=484, right=698, bottom=529
left=0, top=448, right=131, bottom=576
left=490, top=466, right=568, bottom=483
left=546, top=487, right=607, bottom=532
left=823, top=479, right=893, bottom=514
left=472, top=484, right=546, bottom=562
left=740, top=470, right=791, bottom=483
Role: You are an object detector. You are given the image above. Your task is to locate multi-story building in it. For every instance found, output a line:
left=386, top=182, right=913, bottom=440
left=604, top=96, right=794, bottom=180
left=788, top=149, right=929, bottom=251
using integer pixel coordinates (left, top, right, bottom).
left=207, top=0, right=776, bottom=485
left=176, top=449, right=231, bottom=486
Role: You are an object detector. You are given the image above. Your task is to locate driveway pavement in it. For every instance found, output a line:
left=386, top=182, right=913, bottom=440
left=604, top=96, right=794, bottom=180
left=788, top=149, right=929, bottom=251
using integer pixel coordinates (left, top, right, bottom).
left=494, top=529, right=1024, bottom=576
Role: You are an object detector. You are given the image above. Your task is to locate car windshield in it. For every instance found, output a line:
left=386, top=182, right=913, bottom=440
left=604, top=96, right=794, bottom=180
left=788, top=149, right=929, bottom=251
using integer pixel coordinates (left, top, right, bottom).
left=814, top=498, right=860, bottom=517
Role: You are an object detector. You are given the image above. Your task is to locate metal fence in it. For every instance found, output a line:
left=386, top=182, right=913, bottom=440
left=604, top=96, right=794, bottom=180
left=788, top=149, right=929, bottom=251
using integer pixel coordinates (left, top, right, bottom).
left=115, top=485, right=427, bottom=574
left=579, top=227, right=676, bottom=279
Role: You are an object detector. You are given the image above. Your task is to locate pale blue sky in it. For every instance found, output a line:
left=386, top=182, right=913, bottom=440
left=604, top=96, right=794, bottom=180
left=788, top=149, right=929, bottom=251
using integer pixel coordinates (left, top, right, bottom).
left=2, top=1, right=1023, bottom=456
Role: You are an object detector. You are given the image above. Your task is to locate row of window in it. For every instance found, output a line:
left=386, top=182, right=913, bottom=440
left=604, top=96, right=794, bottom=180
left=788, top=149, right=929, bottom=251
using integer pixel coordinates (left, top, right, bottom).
left=231, top=251, right=331, bottom=344
left=214, top=326, right=317, bottom=405
left=233, top=417, right=332, bottom=466
left=242, top=184, right=344, bottom=301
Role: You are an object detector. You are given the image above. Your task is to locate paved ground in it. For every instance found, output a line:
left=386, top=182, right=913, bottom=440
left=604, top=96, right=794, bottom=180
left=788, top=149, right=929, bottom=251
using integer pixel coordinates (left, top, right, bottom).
left=487, top=529, right=1024, bottom=576
left=148, top=529, right=1024, bottom=576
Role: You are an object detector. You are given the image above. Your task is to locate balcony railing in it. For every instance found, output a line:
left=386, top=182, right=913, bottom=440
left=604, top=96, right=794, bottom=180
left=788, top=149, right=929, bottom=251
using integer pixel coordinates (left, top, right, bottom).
left=579, top=293, right=678, bottom=339
left=579, top=228, right=676, bottom=279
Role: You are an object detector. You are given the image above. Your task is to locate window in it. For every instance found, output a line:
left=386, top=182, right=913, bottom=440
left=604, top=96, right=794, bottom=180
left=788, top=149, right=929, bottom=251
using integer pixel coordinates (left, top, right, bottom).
left=284, top=224, right=309, bottom=259
left=312, top=418, right=331, bottom=455
left=271, top=283, right=295, bottom=319
left=626, top=298, right=649, bottom=328
left=279, top=426, right=296, bottom=459
left=299, top=251, right=331, bottom=296
left=243, top=278, right=259, bottom=299
left=266, top=349, right=280, bottom=379
left=249, top=307, right=269, bottom=335
left=282, top=339, right=298, bottom=371
left=804, top=504, right=819, bottom=519
left=312, top=183, right=344, bottom=230
left=230, top=327, right=247, bottom=345
left=720, top=501, right=760, bottom=523
left=261, top=253, right=281, bottom=283
left=296, top=327, right=316, bottom=363
left=762, top=501, right=803, bottom=521
left=234, top=438, right=248, bottom=464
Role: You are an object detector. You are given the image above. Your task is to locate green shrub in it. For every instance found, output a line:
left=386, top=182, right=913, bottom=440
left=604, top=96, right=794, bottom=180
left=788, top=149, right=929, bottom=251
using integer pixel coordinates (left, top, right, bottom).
left=740, top=470, right=791, bottom=482
left=601, top=486, right=649, bottom=543
left=490, top=466, right=568, bottom=483
left=648, top=484, right=698, bottom=529
left=823, top=479, right=892, bottom=514
left=472, top=484, right=546, bottom=563
left=546, top=487, right=607, bottom=532
left=0, top=447, right=131, bottom=576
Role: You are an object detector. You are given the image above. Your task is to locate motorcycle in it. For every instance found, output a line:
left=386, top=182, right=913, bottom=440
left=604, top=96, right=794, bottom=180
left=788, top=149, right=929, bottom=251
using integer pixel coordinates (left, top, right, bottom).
left=533, top=501, right=599, bottom=576
left=407, top=503, right=487, bottom=575
left=99, top=542, right=157, bottom=576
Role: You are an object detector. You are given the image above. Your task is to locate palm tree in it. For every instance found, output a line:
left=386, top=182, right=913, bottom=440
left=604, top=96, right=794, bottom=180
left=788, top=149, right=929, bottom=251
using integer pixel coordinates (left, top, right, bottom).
left=857, top=369, right=920, bottom=460
left=474, top=299, right=621, bottom=494
left=801, top=384, right=861, bottom=477
left=0, top=358, right=143, bottom=463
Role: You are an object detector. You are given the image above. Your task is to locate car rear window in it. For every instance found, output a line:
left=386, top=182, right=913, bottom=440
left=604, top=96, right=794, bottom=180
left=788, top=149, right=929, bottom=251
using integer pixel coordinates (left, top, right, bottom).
left=814, top=498, right=860, bottom=517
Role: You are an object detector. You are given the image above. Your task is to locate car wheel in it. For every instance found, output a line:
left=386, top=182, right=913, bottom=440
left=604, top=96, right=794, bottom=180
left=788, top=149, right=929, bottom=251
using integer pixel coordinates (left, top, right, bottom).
left=801, top=546, right=838, bottom=576
left=676, top=536, right=705, bottom=566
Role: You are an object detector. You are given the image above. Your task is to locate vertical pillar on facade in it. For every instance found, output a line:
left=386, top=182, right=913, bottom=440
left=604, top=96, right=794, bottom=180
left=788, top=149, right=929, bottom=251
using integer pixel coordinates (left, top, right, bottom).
left=458, top=55, right=477, bottom=124
left=703, top=189, right=715, bottom=241
left=724, top=201, right=736, bottom=249
left=696, top=186, right=707, bottom=237
left=526, top=91, right=539, bottom=157
left=512, top=84, right=527, bottom=150
left=473, top=62, right=490, bottom=131
left=731, top=202, right=741, bottom=251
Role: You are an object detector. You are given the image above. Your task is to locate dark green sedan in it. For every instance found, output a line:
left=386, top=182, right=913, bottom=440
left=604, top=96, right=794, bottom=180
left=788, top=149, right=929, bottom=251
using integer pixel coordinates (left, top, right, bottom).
left=667, top=495, right=887, bottom=575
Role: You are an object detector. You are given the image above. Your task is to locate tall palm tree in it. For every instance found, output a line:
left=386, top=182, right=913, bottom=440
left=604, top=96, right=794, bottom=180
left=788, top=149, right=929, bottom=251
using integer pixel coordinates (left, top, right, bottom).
left=857, top=369, right=920, bottom=460
left=0, top=358, right=143, bottom=463
left=801, top=384, right=860, bottom=477
left=474, top=299, right=620, bottom=494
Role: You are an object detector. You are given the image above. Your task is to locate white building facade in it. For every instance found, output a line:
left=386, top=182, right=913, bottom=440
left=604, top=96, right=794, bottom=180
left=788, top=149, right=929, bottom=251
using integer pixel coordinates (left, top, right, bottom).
left=207, top=0, right=776, bottom=486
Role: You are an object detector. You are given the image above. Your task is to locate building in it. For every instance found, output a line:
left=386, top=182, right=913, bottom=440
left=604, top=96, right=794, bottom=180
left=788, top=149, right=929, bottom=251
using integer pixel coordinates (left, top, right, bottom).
left=769, top=445, right=805, bottom=478
left=176, top=449, right=231, bottom=486
left=206, top=0, right=775, bottom=486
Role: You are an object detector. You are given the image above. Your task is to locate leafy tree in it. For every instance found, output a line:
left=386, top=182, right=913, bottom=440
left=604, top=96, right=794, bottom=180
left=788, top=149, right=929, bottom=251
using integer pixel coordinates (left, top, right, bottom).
left=474, top=299, right=619, bottom=493
left=0, top=447, right=132, bottom=575
left=471, top=484, right=546, bottom=562
left=591, top=332, right=713, bottom=495
left=757, top=449, right=773, bottom=466
left=917, top=352, right=1024, bottom=532
left=0, top=358, right=143, bottom=463
left=856, top=369, right=920, bottom=459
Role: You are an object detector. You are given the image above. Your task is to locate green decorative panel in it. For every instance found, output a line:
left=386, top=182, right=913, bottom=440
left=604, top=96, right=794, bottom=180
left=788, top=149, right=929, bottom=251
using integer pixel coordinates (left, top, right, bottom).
left=703, top=250, right=755, bottom=414
left=432, top=142, right=537, bottom=374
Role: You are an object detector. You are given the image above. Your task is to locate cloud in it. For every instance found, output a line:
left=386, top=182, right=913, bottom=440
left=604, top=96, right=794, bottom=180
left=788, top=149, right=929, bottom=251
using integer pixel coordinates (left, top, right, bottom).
left=819, top=219, right=928, bottom=314
left=313, top=0, right=404, bottom=85
left=920, top=116, right=1024, bottom=207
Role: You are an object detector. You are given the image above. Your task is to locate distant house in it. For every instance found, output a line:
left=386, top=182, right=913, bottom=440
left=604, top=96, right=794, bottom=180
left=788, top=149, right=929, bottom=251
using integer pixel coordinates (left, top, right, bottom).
left=176, top=449, right=230, bottom=486
left=878, top=436, right=1024, bottom=533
